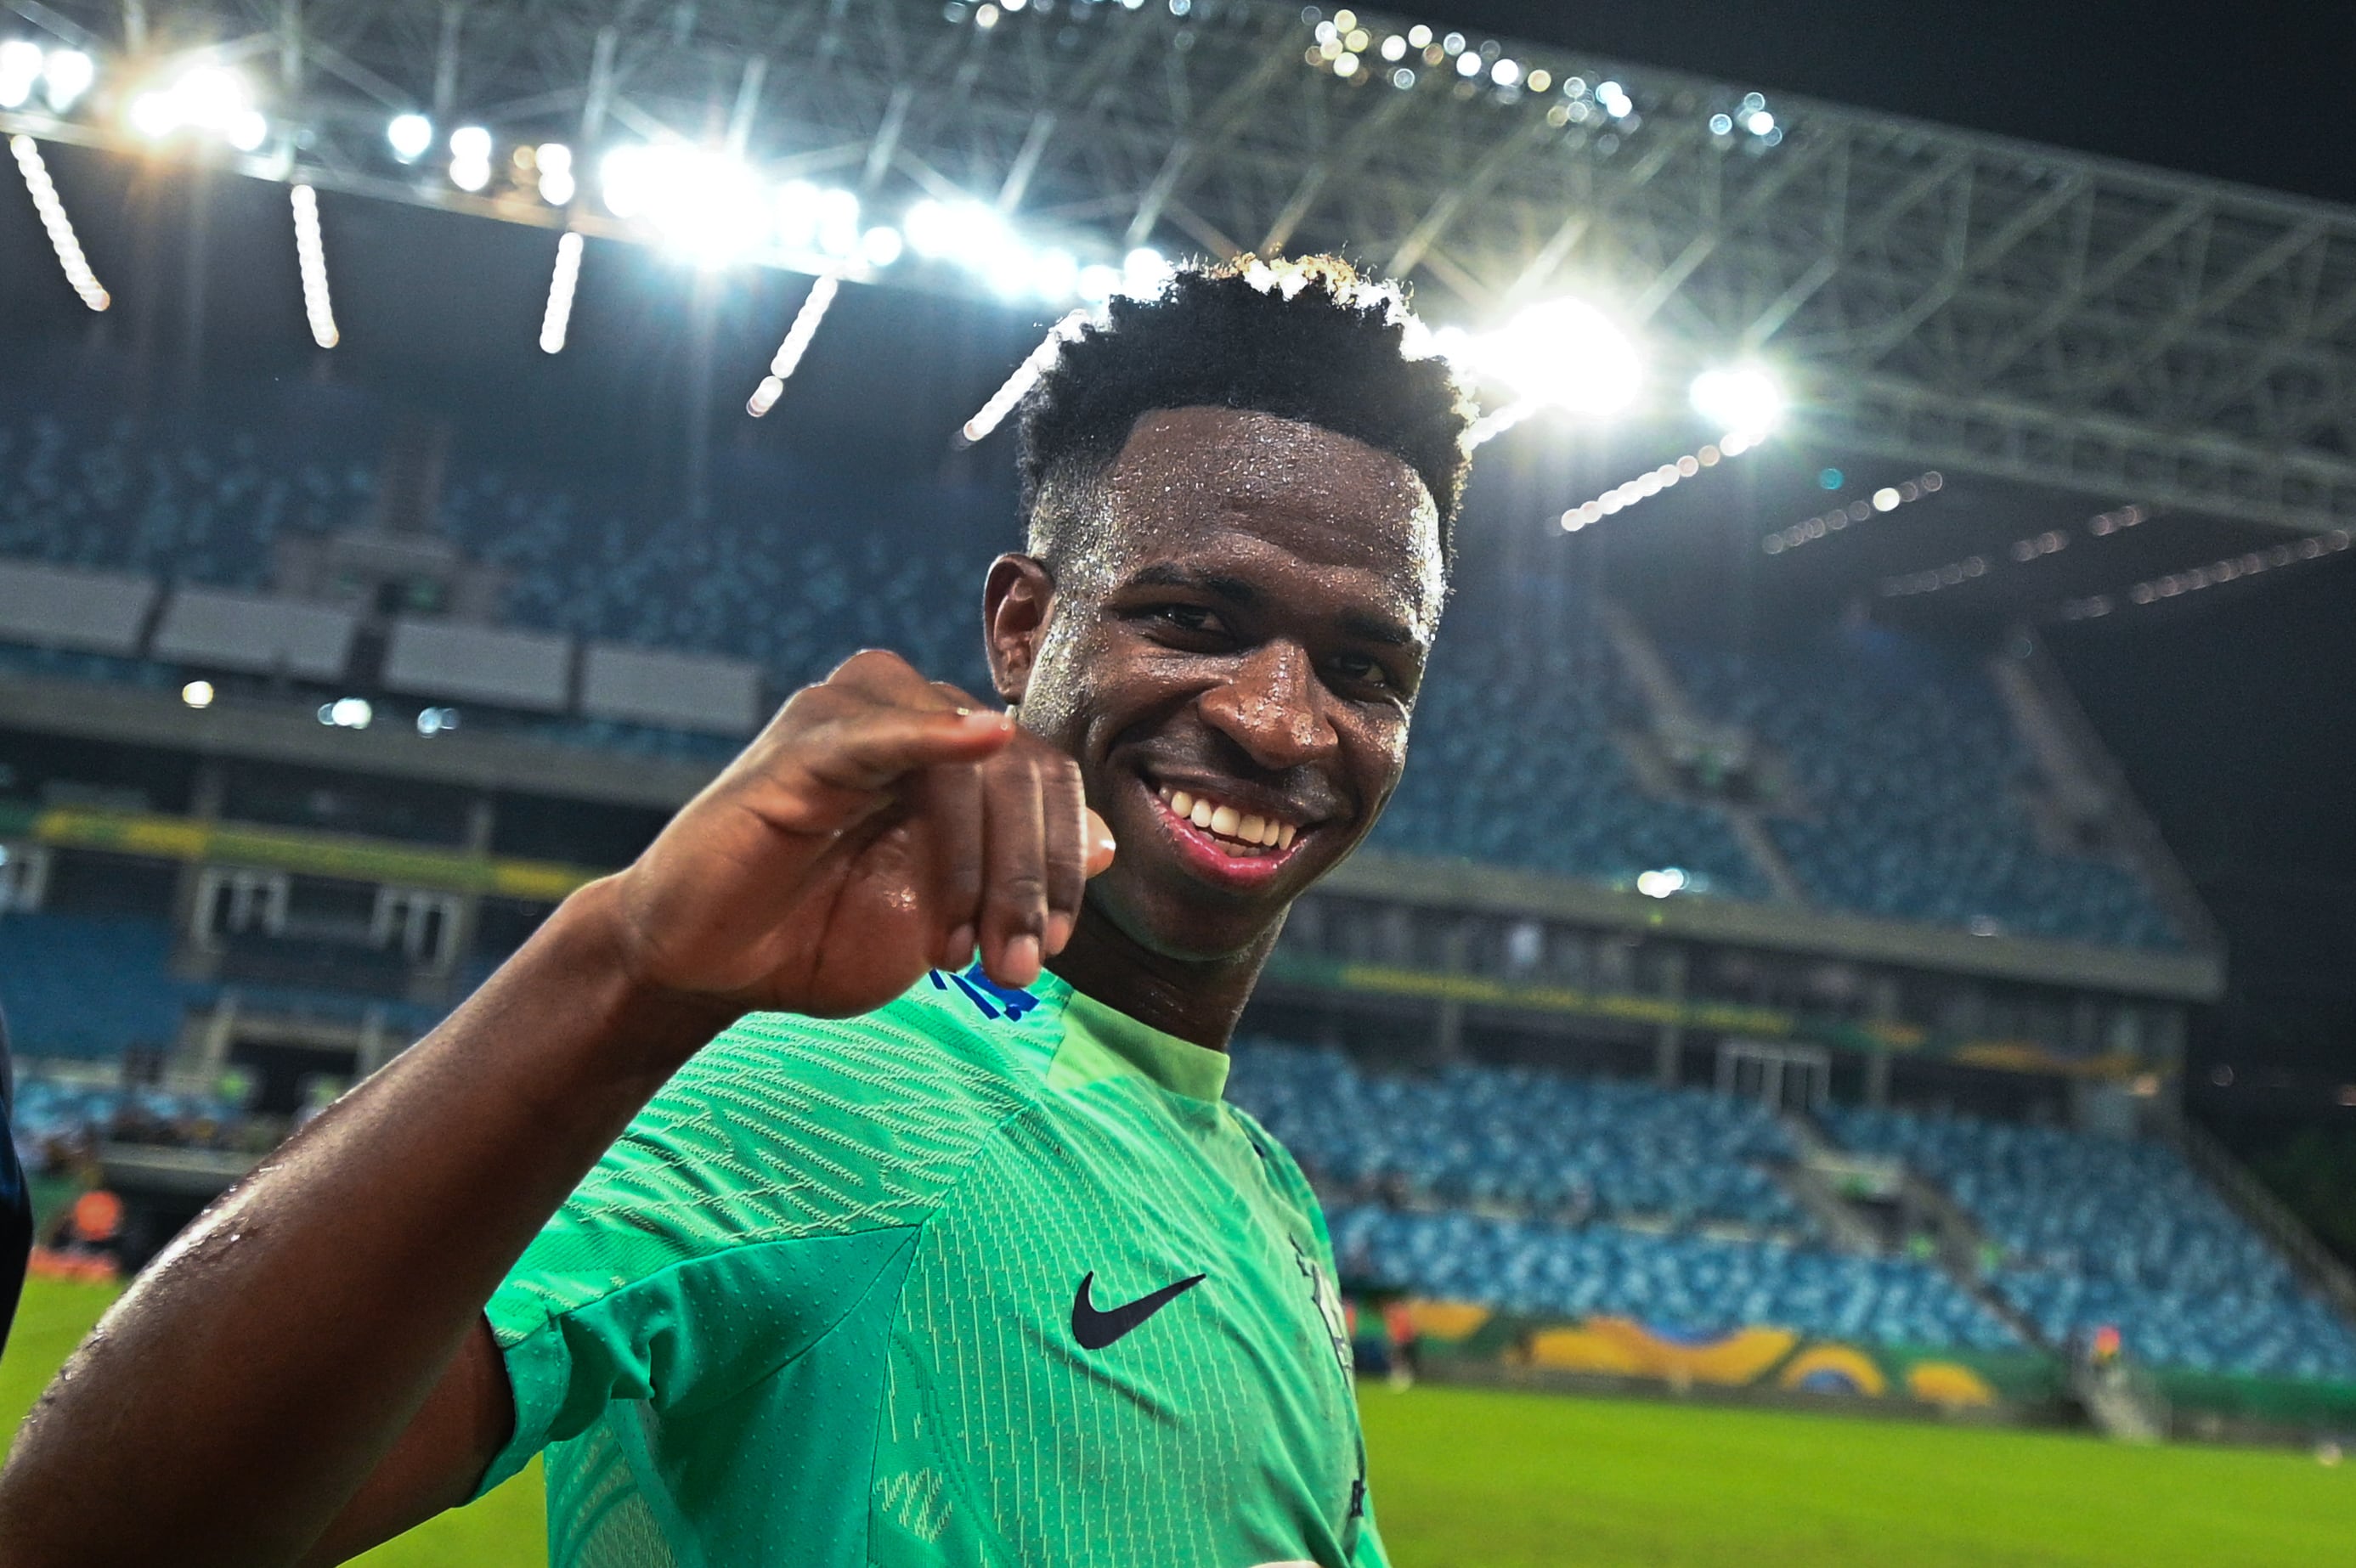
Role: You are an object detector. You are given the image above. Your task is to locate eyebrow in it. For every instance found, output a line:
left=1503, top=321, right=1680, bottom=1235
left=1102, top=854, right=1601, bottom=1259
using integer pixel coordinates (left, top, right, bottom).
left=1123, top=563, right=1420, bottom=650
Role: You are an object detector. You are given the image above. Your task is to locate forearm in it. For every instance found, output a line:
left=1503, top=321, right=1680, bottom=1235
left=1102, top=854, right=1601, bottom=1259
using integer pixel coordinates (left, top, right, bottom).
left=0, top=878, right=735, bottom=1568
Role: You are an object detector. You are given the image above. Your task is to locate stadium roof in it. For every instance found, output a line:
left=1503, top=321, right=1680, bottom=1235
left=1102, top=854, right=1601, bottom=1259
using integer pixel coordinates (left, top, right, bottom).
left=4, top=0, right=2356, bottom=539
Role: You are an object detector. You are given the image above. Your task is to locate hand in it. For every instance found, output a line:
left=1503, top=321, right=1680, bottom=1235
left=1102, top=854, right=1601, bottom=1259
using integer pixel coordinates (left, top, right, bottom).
left=604, top=650, right=1114, bottom=1018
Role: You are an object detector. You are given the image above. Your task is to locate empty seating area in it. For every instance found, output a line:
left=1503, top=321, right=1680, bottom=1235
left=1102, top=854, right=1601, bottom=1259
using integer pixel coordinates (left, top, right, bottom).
left=0, top=386, right=2181, bottom=950
left=1325, top=1205, right=2021, bottom=1351
left=0, top=913, right=189, bottom=1059
left=1826, top=1104, right=2356, bottom=1379
left=1671, top=639, right=2178, bottom=949
left=1229, top=1041, right=1809, bottom=1232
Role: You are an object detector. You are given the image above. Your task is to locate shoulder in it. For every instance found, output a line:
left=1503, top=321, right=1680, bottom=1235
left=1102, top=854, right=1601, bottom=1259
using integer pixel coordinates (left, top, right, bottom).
left=506, top=968, right=1063, bottom=1295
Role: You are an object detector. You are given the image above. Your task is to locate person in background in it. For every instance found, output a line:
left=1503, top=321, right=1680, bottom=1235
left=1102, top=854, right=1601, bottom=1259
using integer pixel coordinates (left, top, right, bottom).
left=0, top=1007, right=31, bottom=1354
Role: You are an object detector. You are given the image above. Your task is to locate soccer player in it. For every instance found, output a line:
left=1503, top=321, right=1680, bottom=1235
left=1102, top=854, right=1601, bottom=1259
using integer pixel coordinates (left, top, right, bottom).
left=0, top=256, right=1472, bottom=1568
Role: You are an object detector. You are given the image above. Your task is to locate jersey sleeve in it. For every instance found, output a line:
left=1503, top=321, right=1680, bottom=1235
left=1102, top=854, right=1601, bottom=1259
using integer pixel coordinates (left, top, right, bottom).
left=472, top=1003, right=1023, bottom=1496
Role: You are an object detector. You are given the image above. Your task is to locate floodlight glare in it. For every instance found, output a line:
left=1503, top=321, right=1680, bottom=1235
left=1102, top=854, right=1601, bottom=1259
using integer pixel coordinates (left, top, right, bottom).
left=601, top=144, right=766, bottom=264
left=1689, top=365, right=1786, bottom=438
left=1122, top=246, right=1173, bottom=297
left=859, top=224, right=905, bottom=268
left=386, top=113, right=433, bottom=161
left=0, top=41, right=41, bottom=109
left=42, top=48, right=93, bottom=111
left=448, top=124, right=492, bottom=162
left=129, top=63, right=263, bottom=147
left=1475, top=297, right=1642, bottom=417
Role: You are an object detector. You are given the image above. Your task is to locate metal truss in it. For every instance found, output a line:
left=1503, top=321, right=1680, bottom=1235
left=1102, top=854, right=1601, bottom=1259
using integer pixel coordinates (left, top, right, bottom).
left=11, top=0, right=2356, bottom=530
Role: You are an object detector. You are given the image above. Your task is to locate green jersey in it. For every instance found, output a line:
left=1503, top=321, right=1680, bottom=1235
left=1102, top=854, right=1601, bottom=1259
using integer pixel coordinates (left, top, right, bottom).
left=477, top=962, right=1387, bottom=1568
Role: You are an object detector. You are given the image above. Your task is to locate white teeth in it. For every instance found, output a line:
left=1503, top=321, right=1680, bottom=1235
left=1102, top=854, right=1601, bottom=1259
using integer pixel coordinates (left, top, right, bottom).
left=1158, top=781, right=1302, bottom=850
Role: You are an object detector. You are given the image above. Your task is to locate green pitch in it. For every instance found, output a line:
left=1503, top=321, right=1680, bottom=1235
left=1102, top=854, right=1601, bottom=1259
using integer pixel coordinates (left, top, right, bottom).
left=5, top=1278, right=2348, bottom=1565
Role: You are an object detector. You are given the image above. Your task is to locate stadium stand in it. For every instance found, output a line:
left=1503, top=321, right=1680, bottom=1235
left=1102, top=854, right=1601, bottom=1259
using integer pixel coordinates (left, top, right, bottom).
left=0, top=388, right=2188, bottom=946
left=1228, top=1040, right=1809, bottom=1232
left=0, top=914, right=187, bottom=1060
left=1322, top=1205, right=2022, bottom=1351
left=1670, top=638, right=2180, bottom=948
left=1824, top=1104, right=2356, bottom=1379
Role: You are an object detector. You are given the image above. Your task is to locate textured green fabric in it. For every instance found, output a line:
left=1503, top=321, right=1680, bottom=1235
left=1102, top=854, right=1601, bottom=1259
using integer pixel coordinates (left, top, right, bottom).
left=480, top=964, right=1386, bottom=1568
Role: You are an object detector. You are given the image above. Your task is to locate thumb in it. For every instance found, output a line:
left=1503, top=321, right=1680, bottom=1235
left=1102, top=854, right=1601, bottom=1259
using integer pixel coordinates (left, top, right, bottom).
left=1082, top=809, right=1116, bottom=878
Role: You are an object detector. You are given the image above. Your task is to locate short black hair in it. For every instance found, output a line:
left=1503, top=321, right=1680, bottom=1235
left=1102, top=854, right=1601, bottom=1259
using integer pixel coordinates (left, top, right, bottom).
left=1015, top=255, right=1475, bottom=572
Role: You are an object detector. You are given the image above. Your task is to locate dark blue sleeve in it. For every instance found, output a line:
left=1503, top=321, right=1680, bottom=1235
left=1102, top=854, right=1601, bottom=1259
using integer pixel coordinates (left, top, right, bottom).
left=0, top=1007, right=28, bottom=1354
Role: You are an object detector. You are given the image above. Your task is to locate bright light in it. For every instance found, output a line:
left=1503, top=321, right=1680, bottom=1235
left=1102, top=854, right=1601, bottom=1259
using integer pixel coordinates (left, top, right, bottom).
left=448, top=125, right=491, bottom=161
left=1747, top=110, right=1776, bottom=136
left=1408, top=24, right=1433, bottom=47
left=1030, top=246, right=1079, bottom=300
left=1122, top=246, right=1173, bottom=297
left=1873, top=487, right=1901, bottom=511
left=860, top=224, right=904, bottom=267
left=1636, top=868, right=1688, bottom=898
left=42, top=48, right=93, bottom=111
left=1472, top=297, right=1642, bottom=417
left=387, top=113, right=433, bottom=161
left=905, top=197, right=1007, bottom=260
left=180, top=680, right=214, bottom=708
left=1077, top=262, right=1122, bottom=302
left=290, top=184, right=339, bottom=348
left=1689, top=365, right=1785, bottom=439
left=539, top=230, right=583, bottom=354
left=961, top=310, right=1089, bottom=444
left=1381, top=34, right=1407, bottom=60
left=1709, top=112, right=1732, bottom=135
left=535, top=142, right=574, bottom=205
left=1455, top=50, right=1482, bottom=77
left=417, top=706, right=460, bottom=736
left=0, top=41, right=41, bottom=109
left=9, top=135, right=109, bottom=310
left=1492, top=59, right=1521, bottom=87
left=745, top=274, right=840, bottom=416
left=599, top=144, right=767, bottom=264
left=320, top=697, right=373, bottom=729
left=130, top=64, right=265, bottom=149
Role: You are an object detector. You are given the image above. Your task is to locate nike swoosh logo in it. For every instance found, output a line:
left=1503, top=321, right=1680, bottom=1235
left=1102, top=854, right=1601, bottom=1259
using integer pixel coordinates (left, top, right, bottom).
left=1071, top=1270, right=1207, bottom=1351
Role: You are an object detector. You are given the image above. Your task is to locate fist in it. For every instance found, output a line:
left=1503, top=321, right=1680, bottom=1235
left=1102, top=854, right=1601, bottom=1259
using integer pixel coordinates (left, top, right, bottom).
left=604, top=650, right=1113, bottom=1019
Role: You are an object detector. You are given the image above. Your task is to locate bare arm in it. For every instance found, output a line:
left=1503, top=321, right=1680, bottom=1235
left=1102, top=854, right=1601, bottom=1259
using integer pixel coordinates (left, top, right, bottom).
left=0, top=652, right=1110, bottom=1567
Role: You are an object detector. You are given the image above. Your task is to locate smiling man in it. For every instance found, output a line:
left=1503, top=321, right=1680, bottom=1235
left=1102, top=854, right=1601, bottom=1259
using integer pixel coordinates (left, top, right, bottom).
left=0, top=257, right=1472, bottom=1568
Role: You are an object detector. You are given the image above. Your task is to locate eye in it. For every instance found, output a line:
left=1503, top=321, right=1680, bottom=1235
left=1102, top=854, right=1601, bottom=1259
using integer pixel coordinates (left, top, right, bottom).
left=1146, top=603, right=1227, bottom=636
left=1328, top=651, right=1396, bottom=691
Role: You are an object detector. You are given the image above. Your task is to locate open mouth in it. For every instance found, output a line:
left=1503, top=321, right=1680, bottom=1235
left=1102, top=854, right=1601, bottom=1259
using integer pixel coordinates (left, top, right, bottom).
left=1144, top=778, right=1317, bottom=886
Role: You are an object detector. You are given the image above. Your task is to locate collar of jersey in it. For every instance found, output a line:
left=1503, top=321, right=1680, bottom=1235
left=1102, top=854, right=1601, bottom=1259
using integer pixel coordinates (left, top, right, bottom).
left=1039, top=973, right=1231, bottom=1103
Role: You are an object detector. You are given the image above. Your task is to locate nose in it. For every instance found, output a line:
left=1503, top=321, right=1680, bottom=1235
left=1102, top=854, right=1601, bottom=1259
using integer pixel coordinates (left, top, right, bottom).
left=1198, top=641, right=1339, bottom=773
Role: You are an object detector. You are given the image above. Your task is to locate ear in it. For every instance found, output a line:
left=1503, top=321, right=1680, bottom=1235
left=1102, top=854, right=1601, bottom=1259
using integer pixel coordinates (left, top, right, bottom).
left=983, top=554, right=1056, bottom=705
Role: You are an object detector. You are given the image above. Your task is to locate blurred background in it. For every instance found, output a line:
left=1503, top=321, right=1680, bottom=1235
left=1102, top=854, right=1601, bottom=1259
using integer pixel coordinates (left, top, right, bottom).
left=2, top=1, right=2352, bottom=1561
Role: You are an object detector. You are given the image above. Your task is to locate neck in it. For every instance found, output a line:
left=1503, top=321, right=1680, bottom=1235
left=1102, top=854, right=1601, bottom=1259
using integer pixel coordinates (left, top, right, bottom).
left=1046, top=906, right=1282, bottom=1052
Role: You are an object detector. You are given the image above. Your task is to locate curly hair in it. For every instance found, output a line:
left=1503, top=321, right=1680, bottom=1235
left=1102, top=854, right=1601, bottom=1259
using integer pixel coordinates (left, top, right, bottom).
left=1015, top=255, right=1475, bottom=573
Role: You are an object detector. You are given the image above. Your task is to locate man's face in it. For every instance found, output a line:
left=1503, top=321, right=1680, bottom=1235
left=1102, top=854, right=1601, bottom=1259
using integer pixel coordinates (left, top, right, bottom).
left=991, top=405, right=1444, bottom=962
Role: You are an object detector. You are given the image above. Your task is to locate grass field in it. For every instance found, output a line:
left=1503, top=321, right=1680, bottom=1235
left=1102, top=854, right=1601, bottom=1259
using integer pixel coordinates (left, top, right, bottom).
left=5, top=1277, right=2348, bottom=1565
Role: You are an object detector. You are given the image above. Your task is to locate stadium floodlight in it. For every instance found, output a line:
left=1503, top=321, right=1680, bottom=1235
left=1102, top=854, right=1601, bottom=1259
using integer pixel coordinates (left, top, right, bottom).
left=447, top=123, right=493, bottom=192
left=539, top=231, right=583, bottom=354
left=128, top=64, right=267, bottom=150
left=319, top=697, right=372, bottom=729
left=601, top=144, right=766, bottom=266
left=386, top=113, right=433, bottom=162
left=9, top=135, right=110, bottom=311
left=1689, top=365, right=1786, bottom=441
left=1122, top=246, right=1173, bottom=298
left=42, top=48, right=93, bottom=111
left=746, top=274, right=841, bottom=417
left=0, top=40, right=40, bottom=109
left=859, top=225, right=904, bottom=268
left=1635, top=867, right=1688, bottom=898
left=534, top=143, right=574, bottom=206
left=180, top=680, right=214, bottom=709
left=290, top=184, right=339, bottom=347
left=959, top=309, right=1091, bottom=445
left=1468, top=296, right=1642, bottom=423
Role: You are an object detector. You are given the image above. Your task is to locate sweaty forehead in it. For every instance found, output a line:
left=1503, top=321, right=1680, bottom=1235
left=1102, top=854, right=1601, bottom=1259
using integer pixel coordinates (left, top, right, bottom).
left=1095, top=406, right=1445, bottom=627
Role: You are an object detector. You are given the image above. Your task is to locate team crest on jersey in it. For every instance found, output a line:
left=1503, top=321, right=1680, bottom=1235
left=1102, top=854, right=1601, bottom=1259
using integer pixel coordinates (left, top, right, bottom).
left=929, top=962, right=1041, bottom=1022
left=1290, top=1237, right=1352, bottom=1374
